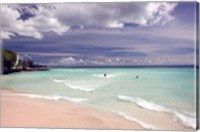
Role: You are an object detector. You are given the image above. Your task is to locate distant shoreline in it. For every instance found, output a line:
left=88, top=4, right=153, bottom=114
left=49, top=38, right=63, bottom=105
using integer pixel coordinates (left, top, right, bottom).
left=49, top=65, right=196, bottom=69
left=2, top=65, right=197, bottom=75
left=2, top=67, right=49, bottom=75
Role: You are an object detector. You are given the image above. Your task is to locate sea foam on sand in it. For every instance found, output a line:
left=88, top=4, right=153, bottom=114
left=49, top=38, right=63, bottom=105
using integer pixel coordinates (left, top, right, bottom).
left=117, top=95, right=196, bottom=129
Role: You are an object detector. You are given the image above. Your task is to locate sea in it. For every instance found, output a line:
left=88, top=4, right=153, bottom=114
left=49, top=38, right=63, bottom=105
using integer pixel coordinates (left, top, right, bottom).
left=1, top=66, right=197, bottom=130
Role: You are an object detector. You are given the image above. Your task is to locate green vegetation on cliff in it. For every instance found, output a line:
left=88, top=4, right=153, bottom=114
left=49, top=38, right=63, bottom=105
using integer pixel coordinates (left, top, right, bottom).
left=2, top=49, right=48, bottom=74
left=3, top=49, right=17, bottom=70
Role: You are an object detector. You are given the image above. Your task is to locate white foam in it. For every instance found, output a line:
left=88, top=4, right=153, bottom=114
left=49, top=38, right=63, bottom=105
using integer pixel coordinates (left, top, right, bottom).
left=2, top=93, right=89, bottom=103
left=64, top=82, right=95, bottom=92
left=74, top=69, right=85, bottom=71
left=93, top=74, right=105, bottom=78
left=118, top=95, right=135, bottom=102
left=106, top=74, right=118, bottom=78
left=52, top=78, right=97, bottom=92
left=118, top=95, right=196, bottom=129
left=135, top=98, right=169, bottom=112
left=117, top=111, right=156, bottom=129
left=93, top=73, right=122, bottom=78
left=172, top=111, right=196, bottom=129
left=118, top=95, right=169, bottom=112
left=53, top=79, right=64, bottom=83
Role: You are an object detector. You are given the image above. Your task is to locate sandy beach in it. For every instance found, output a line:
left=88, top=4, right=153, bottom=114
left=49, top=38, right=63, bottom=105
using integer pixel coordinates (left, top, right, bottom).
left=0, top=89, right=143, bottom=129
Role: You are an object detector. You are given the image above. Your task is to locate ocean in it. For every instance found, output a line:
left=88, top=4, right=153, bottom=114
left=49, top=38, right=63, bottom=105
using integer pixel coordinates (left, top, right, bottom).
left=1, top=67, right=197, bottom=130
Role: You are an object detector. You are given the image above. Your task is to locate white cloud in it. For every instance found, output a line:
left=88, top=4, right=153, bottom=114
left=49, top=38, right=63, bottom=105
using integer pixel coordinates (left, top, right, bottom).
left=30, top=6, right=69, bottom=35
left=1, top=3, right=177, bottom=40
left=49, top=3, right=177, bottom=28
left=46, top=55, right=194, bottom=66
left=47, top=57, right=114, bottom=66
left=142, top=2, right=177, bottom=26
left=106, top=21, right=124, bottom=28
left=1, top=5, right=69, bottom=40
left=1, top=30, right=15, bottom=39
left=48, top=57, right=85, bottom=66
left=18, top=52, right=76, bottom=57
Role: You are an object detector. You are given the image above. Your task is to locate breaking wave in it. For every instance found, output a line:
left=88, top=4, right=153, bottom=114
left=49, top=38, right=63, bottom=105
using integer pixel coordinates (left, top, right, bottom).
left=117, top=95, right=196, bottom=129
left=53, top=79, right=64, bottom=83
left=172, top=111, right=196, bottom=129
left=92, top=74, right=116, bottom=78
left=3, top=93, right=89, bottom=103
left=64, top=82, right=96, bottom=92
left=117, top=95, right=169, bottom=112
left=116, top=111, right=156, bottom=129
left=52, top=78, right=105, bottom=92
left=93, top=72, right=124, bottom=78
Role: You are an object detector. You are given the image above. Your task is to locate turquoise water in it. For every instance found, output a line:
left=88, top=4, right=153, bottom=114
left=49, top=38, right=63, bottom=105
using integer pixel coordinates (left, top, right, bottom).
left=1, top=67, right=197, bottom=129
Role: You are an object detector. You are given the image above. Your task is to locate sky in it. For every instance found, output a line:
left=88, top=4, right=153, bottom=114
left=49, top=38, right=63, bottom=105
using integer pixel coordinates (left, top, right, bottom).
left=1, top=2, right=198, bottom=66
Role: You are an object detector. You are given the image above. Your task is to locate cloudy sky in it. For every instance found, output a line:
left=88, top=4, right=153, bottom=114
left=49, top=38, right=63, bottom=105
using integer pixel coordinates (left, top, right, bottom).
left=1, top=2, right=198, bottom=66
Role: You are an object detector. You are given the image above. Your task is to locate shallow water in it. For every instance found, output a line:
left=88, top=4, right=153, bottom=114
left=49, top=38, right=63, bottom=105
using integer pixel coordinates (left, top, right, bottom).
left=1, top=67, right=197, bottom=130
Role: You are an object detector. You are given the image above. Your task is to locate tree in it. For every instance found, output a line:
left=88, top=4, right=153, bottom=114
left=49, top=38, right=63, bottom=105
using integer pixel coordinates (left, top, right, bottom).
left=3, top=49, right=17, bottom=70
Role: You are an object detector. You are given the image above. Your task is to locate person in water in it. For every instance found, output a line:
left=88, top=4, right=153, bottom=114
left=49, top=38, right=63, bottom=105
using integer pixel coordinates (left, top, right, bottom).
left=136, top=75, right=139, bottom=79
left=104, top=73, right=107, bottom=77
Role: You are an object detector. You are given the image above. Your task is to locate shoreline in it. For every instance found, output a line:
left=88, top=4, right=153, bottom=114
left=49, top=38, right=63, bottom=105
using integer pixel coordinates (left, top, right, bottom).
left=3, top=67, right=49, bottom=75
left=0, top=89, right=143, bottom=129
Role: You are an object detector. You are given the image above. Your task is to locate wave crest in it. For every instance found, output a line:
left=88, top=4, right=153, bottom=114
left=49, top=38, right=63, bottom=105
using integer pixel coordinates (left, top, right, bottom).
left=64, top=82, right=96, bottom=92
left=118, top=95, right=168, bottom=112
left=93, top=73, right=124, bottom=78
left=53, top=79, right=64, bottom=83
left=173, top=111, right=196, bottom=129
left=52, top=78, right=103, bottom=92
left=117, top=95, right=196, bottom=129
left=3, top=93, right=89, bottom=103
left=117, top=111, right=156, bottom=129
